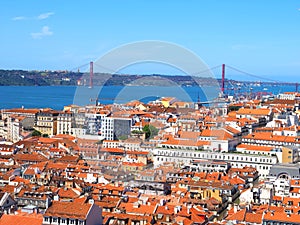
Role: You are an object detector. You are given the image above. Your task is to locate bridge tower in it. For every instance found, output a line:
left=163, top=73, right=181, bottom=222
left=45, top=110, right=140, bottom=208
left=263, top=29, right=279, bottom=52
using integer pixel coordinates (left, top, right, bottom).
left=89, top=61, right=94, bottom=88
left=221, top=64, right=225, bottom=93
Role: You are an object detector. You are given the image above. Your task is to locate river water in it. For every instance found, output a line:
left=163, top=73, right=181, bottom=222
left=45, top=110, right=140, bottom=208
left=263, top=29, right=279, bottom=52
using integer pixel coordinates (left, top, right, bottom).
left=0, top=84, right=296, bottom=110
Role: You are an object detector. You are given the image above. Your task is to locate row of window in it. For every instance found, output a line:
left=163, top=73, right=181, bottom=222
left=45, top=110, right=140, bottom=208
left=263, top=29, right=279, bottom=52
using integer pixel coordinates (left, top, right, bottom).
left=156, top=151, right=275, bottom=163
left=156, top=157, right=270, bottom=176
left=243, top=139, right=299, bottom=146
left=44, top=217, right=84, bottom=225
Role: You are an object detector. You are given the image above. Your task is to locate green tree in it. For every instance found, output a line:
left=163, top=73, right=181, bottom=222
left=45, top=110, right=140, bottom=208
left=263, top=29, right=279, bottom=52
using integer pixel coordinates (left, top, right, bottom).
left=228, top=105, right=241, bottom=112
left=118, top=135, right=128, bottom=141
left=143, top=125, right=158, bottom=139
left=32, top=129, right=42, bottom=137
left=131, top=130, right=144, bottom=135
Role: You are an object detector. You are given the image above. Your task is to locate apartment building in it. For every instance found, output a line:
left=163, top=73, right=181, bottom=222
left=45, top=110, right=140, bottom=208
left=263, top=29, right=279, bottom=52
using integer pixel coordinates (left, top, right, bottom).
left=153, top=147, right=277, bottom=178
left=34, top=110, right=60, bottom=136
left=100, top=116, right=132, bottom=140
left=57, top=112, right=74, bottom=135
left=43, top=201, right=102, bottom=225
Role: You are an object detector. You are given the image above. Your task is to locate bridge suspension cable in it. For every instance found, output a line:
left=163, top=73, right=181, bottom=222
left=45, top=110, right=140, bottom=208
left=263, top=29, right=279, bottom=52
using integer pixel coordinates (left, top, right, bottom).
left=189, top=64, right=223, bottom=76
left=225, top=65, right=280, bottom=83
left=68, top=63, right=90, bottom=72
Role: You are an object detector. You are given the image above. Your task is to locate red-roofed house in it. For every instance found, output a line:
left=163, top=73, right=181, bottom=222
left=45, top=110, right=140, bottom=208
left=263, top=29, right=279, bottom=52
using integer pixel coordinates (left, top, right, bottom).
left=43, top=201, right=102, bottom=225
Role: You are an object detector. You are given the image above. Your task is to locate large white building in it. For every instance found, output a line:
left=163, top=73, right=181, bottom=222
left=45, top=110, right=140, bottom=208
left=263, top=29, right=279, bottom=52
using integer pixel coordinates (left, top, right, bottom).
left=57, top=112, right=74, bottom=135
left=277, top=92, right=300, bottom=100
left=100, top=116, right=132, bottom=140
left=153, top=147, right=277, bottom=178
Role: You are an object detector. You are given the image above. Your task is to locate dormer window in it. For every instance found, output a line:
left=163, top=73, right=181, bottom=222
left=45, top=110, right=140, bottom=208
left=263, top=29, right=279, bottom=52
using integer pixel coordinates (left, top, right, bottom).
left=44, top=217, right=49, bottom=223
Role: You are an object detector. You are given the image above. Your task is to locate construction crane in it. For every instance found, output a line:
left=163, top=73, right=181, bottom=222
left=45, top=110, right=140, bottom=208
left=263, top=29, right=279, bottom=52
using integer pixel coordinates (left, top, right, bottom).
left=90, top=97, right=99, bottom=106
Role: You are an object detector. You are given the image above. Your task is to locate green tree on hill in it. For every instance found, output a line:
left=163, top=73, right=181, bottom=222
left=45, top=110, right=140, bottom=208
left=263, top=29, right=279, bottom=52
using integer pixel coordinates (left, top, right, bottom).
left=143, top=125, right=158, bottom=139
left=32, top=129, right=41, bottom=137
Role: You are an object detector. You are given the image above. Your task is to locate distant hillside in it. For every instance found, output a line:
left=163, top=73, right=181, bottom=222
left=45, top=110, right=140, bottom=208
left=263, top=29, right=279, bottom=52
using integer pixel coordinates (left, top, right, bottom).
left=0, top=69, right=82, bottom=86
left=0, top=69, right=220, bottom=86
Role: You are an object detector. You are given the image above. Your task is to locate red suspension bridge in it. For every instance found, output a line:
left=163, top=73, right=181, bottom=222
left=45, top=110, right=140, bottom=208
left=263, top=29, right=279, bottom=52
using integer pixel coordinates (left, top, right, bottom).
left=72, top=62, right=299, bottom=93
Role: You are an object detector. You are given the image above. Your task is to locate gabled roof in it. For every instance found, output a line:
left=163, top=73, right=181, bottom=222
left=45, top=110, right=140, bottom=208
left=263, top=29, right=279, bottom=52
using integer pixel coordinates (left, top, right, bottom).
left=44, top=201, right=93, bottom=220
left=200, top=129, right=233, bottom=140
left=57, top=188, right=80, bottom=199
left=226, top=208, right=246, bottom=221
left=118, top=202, right=156, bottom=215
left=14, top=153, right=48, bottom=163
left=264, top=210, right=300, bottom=223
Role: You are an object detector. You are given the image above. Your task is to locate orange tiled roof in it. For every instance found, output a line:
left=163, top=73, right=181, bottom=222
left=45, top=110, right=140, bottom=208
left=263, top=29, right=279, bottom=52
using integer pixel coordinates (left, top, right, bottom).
left=264, top=210, right=300, bottom=223
left=44, top=201, right=92, bottom=219
left=237, top=108, right=271, bottom=116
left=118, top=202, right=156, bottom=215
left=225, top=126, right=240, bottom=134
left=179, top=131, right=201, bottom=139
left=100, top=148, right=124, bottom=153
left=236, top=144, right=274, bottom=152
left=14, top=153, right=48, bottom=163
left=226, top=208, right=246, bottom=221
left=3, top=108, right=40, bottom=114
left=244, top=132, right=299, bottom=143
left=0, top=212, right=43, bottom=225
left=200, top=129, right=233, bottom=140
left=58, top=188, right=80, bottom=199
left=282, top=197, right=300, bottom=207
left=244, top=212, right=263, bottom=224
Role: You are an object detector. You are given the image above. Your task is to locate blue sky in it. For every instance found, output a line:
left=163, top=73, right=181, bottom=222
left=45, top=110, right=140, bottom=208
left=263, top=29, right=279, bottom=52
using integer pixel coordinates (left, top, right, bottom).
left=1, top=0, right=300, bottom=81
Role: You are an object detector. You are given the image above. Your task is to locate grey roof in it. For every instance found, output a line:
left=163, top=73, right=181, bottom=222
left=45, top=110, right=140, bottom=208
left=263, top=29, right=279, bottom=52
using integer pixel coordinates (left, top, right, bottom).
left=269, top=163, right=300, bottom=178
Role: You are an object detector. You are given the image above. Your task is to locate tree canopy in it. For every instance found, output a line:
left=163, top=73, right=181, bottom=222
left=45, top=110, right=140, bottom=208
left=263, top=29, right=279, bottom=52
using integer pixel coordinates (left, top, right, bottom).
left=142, top=124, right=158, bottom=139
left=32, top=129, right=42, bottom=137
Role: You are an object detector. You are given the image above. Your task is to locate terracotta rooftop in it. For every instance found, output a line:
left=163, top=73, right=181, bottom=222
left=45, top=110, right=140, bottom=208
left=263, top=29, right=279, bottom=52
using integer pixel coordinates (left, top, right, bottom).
left=237, top=108, right=271, bottom=116
left=44, top=201, right=93, bottom=220
left=0, top=212, right=43, bottom=225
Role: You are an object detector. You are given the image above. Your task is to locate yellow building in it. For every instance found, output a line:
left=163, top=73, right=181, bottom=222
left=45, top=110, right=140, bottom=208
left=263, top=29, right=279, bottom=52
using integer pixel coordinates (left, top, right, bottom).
left=281, top=147, right=299, bottom=163
left=160, top=97, right=177, bottom=108
left=177, top=179, right=239, bottom=203
left=34, top=110, right=60, bottom=136
left=178, top=180, right=222, bottom=201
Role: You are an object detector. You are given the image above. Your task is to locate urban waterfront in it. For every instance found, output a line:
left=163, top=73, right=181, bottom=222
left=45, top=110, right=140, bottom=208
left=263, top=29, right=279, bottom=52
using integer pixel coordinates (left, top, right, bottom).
left=2, top=1, right=300, bottom=224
